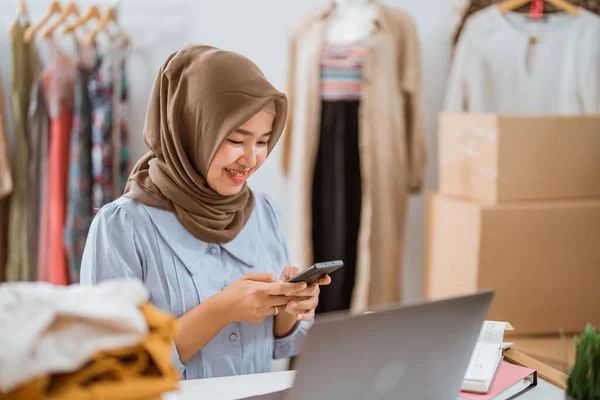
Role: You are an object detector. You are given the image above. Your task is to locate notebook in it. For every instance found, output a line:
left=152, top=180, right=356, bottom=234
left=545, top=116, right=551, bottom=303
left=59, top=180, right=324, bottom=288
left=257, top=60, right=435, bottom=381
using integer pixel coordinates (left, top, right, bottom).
left=462, top=321, right=514, bottom=393
left=458, top=362, right=537, bottom=400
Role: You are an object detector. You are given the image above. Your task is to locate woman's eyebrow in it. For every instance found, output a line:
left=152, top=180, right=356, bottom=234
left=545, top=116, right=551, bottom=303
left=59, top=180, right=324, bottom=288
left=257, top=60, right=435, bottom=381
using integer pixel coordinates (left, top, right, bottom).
left=234, top=128, right=273, bottom=137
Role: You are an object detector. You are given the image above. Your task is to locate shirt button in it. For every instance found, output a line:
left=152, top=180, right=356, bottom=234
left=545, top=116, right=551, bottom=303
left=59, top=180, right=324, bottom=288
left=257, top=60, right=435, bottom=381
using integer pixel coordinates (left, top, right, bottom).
left=209, top=247, right=218, bottom=255
left=229, top=333, right=238, bottom=341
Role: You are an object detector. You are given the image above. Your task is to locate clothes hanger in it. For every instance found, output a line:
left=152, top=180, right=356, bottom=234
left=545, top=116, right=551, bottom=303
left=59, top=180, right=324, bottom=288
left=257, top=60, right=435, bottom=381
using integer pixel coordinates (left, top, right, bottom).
left=85, top=6, right=116, bottom=43
left=8, top=0, right=30, bottom=33
left=61, top=4, right=101, bottom=35
left=40, top=2, right=80, bottom=39
left=498, top=0, right=580, bottom=15
left=23, top=0, right=62, bottom=42
left=86, top=6, right=132, bottom=48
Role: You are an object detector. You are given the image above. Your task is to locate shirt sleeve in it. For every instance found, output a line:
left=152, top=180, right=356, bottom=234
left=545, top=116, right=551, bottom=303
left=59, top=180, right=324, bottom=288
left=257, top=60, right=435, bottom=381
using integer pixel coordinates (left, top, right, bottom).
left=443, top=18, right=473, bottom=112
left=261, top=193, right=313, bottom=360
left=80, top=202, right=145, bottom=284
left=79, top=202, right=187, bottom=375
left=578, top=18, right=600, bottom=113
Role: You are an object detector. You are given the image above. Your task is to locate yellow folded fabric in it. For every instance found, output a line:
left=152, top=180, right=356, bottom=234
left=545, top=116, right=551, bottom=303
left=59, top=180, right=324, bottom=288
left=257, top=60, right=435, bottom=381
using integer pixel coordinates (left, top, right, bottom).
left=0, top=303, right=181, bottom=400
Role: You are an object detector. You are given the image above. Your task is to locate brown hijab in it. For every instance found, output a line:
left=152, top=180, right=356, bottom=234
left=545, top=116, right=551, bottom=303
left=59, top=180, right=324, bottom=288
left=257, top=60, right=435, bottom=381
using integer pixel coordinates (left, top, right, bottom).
left=124, top=45, right=288, bottom=243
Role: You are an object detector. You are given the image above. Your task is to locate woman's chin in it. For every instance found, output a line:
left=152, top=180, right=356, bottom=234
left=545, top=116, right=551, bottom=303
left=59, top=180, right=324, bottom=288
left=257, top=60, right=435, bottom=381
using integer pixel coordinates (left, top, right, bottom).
left=213, top=182, right=245, bottom=196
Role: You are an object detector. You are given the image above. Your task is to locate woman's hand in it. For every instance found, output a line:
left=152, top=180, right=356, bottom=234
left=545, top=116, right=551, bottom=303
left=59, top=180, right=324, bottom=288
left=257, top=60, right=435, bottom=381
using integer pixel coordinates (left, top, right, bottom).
left=278, top=267, right=331, bottom=322
left=218, top=272, right=307, bottom=324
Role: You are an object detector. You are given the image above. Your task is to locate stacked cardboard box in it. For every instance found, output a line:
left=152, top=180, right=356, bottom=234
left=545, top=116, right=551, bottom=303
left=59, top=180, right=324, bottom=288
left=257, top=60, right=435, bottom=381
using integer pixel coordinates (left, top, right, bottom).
left=425, top=113, right=600, bottom=335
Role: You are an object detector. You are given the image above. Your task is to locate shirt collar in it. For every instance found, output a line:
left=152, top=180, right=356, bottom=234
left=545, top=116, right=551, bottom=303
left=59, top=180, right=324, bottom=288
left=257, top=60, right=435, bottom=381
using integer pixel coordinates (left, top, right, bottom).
left=142, top=205, right=261, bottom=276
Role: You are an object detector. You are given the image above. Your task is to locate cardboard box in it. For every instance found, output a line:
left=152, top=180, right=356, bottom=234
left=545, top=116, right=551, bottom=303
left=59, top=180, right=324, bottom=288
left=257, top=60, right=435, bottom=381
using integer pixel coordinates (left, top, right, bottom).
left=425, top=192, right=600, bottom=334
left=438, top=113, right=600, bottom=203
left=511, top=335, right=576, bottom=374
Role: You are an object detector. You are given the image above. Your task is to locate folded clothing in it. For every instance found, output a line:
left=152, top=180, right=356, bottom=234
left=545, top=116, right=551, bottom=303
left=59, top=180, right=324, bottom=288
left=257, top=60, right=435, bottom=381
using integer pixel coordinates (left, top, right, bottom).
left=0, top=278, right=150, bottom=392
left=0, top=302, right=181, bottom=400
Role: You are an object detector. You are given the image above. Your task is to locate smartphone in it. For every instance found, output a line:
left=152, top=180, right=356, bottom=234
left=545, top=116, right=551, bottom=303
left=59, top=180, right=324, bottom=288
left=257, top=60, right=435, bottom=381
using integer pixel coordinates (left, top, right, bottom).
left=285, top=260, right=344, bottom=285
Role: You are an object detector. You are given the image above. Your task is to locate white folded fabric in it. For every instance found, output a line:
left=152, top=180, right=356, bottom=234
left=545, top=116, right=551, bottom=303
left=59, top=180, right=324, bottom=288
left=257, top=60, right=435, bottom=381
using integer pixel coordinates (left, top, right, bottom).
left=0, top=278, right=150, bottom=392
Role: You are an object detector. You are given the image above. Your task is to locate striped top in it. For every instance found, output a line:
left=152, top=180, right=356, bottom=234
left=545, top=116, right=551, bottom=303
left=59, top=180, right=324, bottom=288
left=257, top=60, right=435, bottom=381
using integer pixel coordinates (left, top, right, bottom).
left=320, top=41, right=368, bottom=101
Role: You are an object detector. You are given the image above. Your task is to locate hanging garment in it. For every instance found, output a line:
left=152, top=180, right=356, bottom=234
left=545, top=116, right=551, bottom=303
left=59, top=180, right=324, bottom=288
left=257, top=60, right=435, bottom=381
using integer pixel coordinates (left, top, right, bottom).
left=451, top=0, right=472, bottom=44
left=110, top=39, right=131, bottom=198
left=312, top=41, right=366, bottom=314
left=312, top=101, right=362, bottom=313
left=0, top=74, right=12, bottom=198
left=38, top=39, right=76, bottom=285
left=452, top=0, right=600, bottom=46
left=5, top=21, right=38, bottom=282
left=64, top=45, right=96, bottom=284
left=0, top=73, right=12, bottom=282
left=117, top=49, right=130, bottom=195
left=444, top=6, right=600, bottom=114
left=282, top=3, right=426, bottom=311
left=28, top=61, right=50, bottom=281
left=89, top=52, right=115, bottom=211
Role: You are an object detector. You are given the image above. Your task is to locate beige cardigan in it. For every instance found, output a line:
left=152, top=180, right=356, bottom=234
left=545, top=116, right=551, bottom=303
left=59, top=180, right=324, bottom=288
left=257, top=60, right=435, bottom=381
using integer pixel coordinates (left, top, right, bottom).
left=281, top=2, right=427, bottom=311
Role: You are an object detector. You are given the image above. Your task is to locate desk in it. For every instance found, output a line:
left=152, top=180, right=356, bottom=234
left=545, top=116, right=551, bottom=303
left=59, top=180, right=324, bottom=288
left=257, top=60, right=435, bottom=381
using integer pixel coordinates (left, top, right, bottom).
left=172, top=370, right=566, bottom=400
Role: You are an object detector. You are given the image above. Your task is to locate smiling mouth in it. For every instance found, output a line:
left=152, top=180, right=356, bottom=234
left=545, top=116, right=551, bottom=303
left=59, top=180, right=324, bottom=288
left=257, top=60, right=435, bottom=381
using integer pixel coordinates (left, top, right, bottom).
left=225, top=168, right=247, bottom=178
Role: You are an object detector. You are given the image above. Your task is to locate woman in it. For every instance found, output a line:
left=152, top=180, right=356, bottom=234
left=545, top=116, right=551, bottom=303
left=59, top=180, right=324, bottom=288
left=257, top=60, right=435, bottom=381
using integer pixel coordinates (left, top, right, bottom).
left=79, top=45, right=330, bottom=380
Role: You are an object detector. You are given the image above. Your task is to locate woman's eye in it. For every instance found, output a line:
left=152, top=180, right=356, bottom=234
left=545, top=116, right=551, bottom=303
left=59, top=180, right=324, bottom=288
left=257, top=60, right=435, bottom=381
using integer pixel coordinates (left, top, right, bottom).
left=257, top=141, right=268, bottom=146
left=227, top=139, right=243, bottom=145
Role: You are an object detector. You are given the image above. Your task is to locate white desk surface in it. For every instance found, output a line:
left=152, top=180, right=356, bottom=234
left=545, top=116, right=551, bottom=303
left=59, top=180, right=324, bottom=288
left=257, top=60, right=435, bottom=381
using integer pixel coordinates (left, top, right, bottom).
left=169, top=370, right=565, bottom=400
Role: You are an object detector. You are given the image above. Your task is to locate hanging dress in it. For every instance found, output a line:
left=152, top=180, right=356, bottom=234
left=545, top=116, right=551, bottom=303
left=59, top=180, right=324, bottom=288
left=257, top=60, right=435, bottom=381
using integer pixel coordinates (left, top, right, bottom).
left=5, top=20, right=38, bottom=282
left=37, top=39, right=76, bottom=285
left=109, top=36, right=131, bottom=198
left=28, top=50, right=50, bottom=281
left=116, top=44, right=131, bottom=195
left=313, top=41, right=368, bottom=314
left=89, top=47, right=115, bottom=211
left=64, top=43, right=96, bottom=283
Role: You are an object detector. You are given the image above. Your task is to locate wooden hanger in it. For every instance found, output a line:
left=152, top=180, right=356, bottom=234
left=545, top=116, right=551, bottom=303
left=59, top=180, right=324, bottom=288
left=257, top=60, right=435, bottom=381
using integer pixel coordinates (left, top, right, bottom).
left=61, top=4, right=101, bottom=35
left=498, top=0, right=580, bottom=15
left=86, top=6, right=116, bottom=43
left=86, top=6, right=132, bottom=48
left=23, top=0, right=62, bottom=42
left=40, top=2, right=80, bottom=39
left=9, top=0, right=30, bottom=33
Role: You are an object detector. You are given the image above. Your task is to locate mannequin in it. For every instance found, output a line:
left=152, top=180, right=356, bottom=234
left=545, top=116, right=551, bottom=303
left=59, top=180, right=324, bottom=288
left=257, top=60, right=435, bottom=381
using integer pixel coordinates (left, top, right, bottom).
left=326, top=0, right=377, bottom=44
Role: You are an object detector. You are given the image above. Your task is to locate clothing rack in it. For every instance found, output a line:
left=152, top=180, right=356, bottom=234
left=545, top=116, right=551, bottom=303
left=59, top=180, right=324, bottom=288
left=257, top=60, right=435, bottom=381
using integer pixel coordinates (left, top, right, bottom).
left=0, top=0, right=133, bottom=286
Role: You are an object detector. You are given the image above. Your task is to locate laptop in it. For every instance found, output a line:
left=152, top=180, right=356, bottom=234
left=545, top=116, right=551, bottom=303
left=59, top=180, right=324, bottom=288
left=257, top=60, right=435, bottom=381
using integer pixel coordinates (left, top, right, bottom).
left=246, top=290, right=494, bottom=400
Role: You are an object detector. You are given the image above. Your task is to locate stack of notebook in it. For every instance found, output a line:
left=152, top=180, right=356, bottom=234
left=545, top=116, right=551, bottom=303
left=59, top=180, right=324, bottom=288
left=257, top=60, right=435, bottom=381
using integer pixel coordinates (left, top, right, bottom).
left=459, top=321, right=537, bottom=399
left=459, top=362, right=537, bottom=400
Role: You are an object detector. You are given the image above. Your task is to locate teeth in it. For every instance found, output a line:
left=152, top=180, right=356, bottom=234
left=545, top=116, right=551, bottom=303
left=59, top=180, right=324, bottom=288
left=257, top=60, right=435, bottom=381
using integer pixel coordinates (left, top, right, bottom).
left=227, top=169, right=244, bottom=177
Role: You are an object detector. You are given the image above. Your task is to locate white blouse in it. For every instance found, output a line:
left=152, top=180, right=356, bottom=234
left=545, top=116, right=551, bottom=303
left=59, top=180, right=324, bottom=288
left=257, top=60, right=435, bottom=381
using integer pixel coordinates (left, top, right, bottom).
left=444, top=6, right=600, bottom=114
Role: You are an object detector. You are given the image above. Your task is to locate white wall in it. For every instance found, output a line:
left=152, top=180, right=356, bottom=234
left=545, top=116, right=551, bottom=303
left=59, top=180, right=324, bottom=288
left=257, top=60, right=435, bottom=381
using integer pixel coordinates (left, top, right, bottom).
left=0, top=0, right=453, bottom=301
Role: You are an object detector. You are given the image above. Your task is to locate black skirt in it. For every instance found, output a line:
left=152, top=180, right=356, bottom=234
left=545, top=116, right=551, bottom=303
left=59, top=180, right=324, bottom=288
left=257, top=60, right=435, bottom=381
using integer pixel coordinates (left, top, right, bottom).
left=312, top=100, right=362, bottom=314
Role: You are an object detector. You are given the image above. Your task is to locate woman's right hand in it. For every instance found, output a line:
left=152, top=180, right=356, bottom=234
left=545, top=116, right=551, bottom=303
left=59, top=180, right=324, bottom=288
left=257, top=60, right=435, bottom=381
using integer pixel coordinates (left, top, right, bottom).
left=217, top=272, right=307, bottom=324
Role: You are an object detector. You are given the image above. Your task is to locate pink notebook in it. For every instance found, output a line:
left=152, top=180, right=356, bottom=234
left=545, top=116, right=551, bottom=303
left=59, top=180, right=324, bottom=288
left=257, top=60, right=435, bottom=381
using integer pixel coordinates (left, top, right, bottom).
left=459, top=362, right=537, bottom=400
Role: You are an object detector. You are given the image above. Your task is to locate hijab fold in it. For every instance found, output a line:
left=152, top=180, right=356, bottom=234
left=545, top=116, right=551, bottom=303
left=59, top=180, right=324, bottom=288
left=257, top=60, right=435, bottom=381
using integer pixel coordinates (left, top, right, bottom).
left=124, top=45, right=288, bottom=243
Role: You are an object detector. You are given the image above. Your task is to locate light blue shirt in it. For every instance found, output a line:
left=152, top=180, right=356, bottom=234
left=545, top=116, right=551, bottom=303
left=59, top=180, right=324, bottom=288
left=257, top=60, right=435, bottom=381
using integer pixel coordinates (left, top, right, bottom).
left=79, top=191, right=311, bottom=380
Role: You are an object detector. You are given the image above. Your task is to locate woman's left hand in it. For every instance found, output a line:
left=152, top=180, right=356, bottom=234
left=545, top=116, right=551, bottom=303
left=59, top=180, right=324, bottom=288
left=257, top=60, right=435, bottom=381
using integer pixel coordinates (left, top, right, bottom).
left=278, top=267, right=331, bottom=321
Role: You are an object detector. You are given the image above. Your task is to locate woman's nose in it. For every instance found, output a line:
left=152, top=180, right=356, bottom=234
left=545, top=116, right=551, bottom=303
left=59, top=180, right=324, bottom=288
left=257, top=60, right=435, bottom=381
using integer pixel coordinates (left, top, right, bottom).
left=238, top=145, right=257, bottom=168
